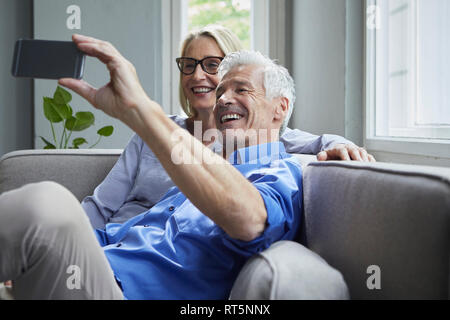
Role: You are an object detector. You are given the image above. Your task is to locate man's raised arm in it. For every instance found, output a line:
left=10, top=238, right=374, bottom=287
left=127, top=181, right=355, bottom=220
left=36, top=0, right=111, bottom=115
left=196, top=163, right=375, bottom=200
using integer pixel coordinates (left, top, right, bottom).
left=59, top=34, right=266, bottom=241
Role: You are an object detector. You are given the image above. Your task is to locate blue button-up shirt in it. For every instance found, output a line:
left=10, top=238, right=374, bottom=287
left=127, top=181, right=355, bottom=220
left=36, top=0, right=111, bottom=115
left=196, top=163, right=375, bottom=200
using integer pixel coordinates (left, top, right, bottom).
left=94, top=142, right=303, bottom=300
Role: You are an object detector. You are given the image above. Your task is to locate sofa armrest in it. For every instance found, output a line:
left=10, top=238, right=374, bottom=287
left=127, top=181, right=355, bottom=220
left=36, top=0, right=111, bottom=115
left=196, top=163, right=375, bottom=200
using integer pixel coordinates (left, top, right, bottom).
left=0, top=149, right=122, bottom=201
left=303, top=161, right=450, bottom=299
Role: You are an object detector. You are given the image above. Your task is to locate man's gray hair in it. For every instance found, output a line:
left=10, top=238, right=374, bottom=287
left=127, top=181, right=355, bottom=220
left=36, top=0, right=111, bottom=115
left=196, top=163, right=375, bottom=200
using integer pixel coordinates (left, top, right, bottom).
left=218, top=50, right=296, bottom=135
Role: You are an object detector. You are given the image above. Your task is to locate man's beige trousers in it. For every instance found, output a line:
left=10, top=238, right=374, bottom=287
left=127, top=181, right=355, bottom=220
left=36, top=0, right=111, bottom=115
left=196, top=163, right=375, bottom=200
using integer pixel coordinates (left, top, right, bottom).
left=0, top=181, right=123, bottom=299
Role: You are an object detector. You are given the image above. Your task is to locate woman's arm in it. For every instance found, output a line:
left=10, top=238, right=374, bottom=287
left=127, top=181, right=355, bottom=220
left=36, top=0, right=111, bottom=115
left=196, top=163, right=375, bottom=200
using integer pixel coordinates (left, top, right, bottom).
left=281, top=127, right=354, bottom=154
left=281, top=127, right=376, bottom=162
left=81, top=134, right=142, bottom=229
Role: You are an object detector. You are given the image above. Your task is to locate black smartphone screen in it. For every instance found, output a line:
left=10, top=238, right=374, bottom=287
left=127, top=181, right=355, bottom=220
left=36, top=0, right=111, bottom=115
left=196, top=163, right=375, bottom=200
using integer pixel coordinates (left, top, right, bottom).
left=11, top=39, right=85, bottom=79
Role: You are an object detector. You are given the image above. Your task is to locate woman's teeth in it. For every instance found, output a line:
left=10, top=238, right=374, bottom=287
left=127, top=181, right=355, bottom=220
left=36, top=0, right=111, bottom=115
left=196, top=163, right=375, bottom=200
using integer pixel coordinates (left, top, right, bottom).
left=221, top=113, right=243, bottom=123
left=192, top=87, right=213, bottom=94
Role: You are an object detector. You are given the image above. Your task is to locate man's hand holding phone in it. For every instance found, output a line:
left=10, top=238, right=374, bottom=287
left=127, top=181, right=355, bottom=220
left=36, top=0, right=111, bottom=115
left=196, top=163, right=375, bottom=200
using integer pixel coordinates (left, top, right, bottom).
left=58, top=34, right=156, bottom=133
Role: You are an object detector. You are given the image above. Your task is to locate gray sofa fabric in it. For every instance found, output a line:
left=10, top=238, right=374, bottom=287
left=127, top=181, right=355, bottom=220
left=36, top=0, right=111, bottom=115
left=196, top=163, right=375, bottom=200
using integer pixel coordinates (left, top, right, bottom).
left=0, top=149, right=122, bottom=201
left=303, top=161, right=450, bottom=299
left=0, top=149, right=449, bottom=299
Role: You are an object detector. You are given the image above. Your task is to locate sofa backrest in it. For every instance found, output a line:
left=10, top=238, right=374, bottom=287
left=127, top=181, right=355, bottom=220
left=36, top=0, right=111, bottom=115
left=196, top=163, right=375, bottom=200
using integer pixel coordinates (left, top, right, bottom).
left=0, top=149, right=122, bottom=201
left=0, top=151, right=318, bottom=202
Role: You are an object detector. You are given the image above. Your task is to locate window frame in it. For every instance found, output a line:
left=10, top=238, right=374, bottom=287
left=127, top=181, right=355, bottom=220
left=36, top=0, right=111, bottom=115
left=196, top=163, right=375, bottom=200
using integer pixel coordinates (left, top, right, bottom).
left=364, top=0, right=450, bottom=160
left=161, top=0, right=186, bottom=115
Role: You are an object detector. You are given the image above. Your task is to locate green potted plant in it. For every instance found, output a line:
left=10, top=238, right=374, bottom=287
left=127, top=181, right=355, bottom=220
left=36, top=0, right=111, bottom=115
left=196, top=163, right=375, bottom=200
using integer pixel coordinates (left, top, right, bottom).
left=40, top=86, right=114, bottom=149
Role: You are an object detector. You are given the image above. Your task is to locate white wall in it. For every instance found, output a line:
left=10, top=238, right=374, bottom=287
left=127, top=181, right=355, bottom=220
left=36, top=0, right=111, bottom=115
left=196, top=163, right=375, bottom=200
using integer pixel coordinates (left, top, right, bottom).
left=0, top=0, right=33, bottom=157
left=33, top=0, right=163, bottom=149
left=290, top=0, right=363, bottom=146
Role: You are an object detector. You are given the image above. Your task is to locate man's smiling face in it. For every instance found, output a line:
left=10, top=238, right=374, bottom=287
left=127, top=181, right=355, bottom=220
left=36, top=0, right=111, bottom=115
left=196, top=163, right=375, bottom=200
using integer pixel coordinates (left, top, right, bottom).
left=214, top=64, right=284, bottom=147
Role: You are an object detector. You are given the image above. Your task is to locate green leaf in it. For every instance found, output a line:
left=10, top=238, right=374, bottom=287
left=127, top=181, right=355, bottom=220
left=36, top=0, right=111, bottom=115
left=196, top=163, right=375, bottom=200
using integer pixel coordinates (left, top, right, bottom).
left=43, top=97, right=72, bottom=122
left=67, top=104, right=73, bottom=117
left=53, top=86, right=72, bottom=105
left=72, top=137, right=87, bottom=147
left=56, top=103, right=72, bottom=120
left=65, top=112, right=95, bottom=131
left=97, top=125, right=114, bottom=137
left=40, top=136, right=56, bottom=149
left=43, top=97, right=63, bottom=123
left=64, top=116, right=77, bottom=130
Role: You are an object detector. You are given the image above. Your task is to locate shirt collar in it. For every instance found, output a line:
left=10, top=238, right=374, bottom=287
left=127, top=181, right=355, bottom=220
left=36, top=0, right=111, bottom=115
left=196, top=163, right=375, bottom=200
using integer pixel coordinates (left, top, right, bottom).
left=228, top=142, right=286, bottom=165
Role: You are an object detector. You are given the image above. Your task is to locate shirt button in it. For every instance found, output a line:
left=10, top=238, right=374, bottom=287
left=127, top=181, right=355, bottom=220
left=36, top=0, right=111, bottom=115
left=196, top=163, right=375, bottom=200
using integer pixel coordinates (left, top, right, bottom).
left=169, top=206, right=175, bottom=211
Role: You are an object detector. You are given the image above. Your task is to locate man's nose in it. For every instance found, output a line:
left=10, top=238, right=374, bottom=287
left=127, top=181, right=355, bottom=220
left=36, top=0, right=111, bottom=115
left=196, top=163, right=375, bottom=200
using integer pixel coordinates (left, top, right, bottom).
left=217, top=91, right=234, bottom=106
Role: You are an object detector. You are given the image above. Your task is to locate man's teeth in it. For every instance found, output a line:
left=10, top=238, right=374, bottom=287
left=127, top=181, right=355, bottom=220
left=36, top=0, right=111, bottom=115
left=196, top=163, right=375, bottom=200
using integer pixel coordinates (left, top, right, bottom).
left=193, top=87, right=212, bottom=93
left=221, top=114, right=243, bottom=123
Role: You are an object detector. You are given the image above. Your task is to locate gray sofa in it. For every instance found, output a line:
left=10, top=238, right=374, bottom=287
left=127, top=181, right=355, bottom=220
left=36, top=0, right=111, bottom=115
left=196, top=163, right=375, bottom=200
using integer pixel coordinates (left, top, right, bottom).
left=0, top=149, right=449, bottom=300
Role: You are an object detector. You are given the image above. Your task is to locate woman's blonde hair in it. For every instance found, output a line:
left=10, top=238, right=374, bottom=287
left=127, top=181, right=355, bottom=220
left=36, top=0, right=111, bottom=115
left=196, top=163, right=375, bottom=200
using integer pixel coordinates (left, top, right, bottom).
left=178, top=25, right=243, bottom=118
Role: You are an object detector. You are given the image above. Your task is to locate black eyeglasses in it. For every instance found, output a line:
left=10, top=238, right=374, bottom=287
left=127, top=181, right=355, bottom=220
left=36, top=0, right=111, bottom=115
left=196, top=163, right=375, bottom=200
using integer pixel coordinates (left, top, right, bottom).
left=176, top=56, right=224, bottom=75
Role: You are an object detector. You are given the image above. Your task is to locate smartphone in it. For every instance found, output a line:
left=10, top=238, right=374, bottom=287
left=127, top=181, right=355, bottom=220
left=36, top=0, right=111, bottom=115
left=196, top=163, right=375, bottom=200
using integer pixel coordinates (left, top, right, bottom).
left=11, top=39, right=85, bottom=80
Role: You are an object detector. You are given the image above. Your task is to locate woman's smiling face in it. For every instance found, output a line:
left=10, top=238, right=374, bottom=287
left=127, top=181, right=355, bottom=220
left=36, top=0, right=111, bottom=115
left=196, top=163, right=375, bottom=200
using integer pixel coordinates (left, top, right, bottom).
left=181, top=36, right=224, bottom=113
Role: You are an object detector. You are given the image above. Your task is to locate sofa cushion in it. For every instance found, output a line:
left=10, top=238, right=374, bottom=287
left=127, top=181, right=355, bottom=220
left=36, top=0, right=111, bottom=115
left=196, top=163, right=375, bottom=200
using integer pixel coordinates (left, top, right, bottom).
left=302, top=161, right=450, bottom=299
left=229, top=240, right=349, bottom=299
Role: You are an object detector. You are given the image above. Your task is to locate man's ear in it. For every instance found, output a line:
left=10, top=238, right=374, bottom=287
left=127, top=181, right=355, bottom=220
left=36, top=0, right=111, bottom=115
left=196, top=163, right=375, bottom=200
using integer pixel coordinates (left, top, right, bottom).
left=273, top=97, right=289, bottom=122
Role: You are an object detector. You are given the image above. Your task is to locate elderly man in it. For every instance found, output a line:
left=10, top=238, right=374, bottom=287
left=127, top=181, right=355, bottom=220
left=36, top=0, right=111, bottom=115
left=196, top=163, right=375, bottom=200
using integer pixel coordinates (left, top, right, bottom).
left=0, top=36, right=347, bottom=300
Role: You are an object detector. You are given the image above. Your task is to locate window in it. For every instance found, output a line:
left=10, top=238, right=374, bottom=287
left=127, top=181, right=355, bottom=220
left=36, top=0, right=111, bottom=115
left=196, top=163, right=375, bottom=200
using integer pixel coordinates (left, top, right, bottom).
left=366, top=0, right=450, bottom=157
left=187, top=0, right=251, bottom=49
